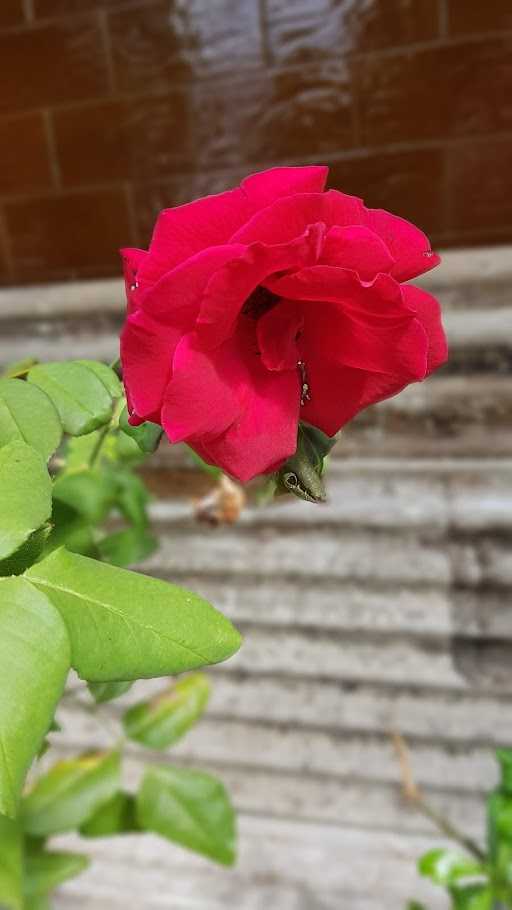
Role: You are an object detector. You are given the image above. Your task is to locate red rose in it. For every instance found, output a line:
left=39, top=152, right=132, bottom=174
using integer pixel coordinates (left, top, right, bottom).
left=120, top=166, right=447, bottom=482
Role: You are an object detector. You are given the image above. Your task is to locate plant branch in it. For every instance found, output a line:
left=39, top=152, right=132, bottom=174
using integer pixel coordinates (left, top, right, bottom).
left=392, top=732, right=486, bottom=862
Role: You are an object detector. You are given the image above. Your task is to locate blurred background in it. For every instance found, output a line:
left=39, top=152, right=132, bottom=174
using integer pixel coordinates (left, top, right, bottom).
left=1, top=1, right=512, bottom=908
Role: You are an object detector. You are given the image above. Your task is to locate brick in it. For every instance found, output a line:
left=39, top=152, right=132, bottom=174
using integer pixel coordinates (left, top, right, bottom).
left=0, top=17, right=109, bottom=115
left=358, top=37, right=512, bottom=145
left=54, top=93, right=191, bottom=186
left=447, top=0, right=512, bottom=35
left=247, top=63, right=357, bottom=161
left=450, top=138, right=512, bottom=233
left=5, top=188, right=133, bottom=281
left=0, top=0, right=24, bottom=27
left=0, top=113, right=53, bottom=196
left=265, top=0, right=439, bottom=66
left=34, top=0, right=129, bottom=15
left=328, top=148, right=446, bottom=236
left=109, top=0, right=263, bottom=95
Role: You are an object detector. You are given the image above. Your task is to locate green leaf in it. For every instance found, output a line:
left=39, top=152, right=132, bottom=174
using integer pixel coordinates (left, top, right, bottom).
left=119, top=407, right=162, bottom=454
left=137, top=765, right=236, bottom=865
left=76, top=361, right=123, bottom=399
left=25, top=548, right=242, bottom=682
left=449, top=884, right=493, bottom=909
left=419, top=849, right=486, bottom=885
left=27, top=363, right=113, bottom=437
left=113, top=470, right=151, bottom=528
left=24, top=844, right=89, bottom=898
left=123, top=673, right=211, bottom=750
left=406, top=904, right=427, bottom=910
left=0, top=442, right=52, bottom=560
left=0, top=379, right=62, bottom=461
left=22, top=751, right=120, bottom=837
left=52, top=470, right=115, bottom=525
left=0, top=526, right=51, bottom=578
left=80, top=792, right=139, bottom=838
left=0, top=578, right=70, bottom=818
left=0, top=813, right=23, bottom=910
left=1, top=358, right=38, bottom=380
left=497, top=750, right=512, bottom=795
left=97, top=528, right=157, bottom=567
left=88, top=681, right=133, bottom=704
left=24, top=896, right=52, bottom=910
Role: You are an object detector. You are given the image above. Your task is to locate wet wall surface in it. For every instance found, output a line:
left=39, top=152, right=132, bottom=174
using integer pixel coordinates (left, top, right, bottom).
left=1, top=0, right=511, bottom=284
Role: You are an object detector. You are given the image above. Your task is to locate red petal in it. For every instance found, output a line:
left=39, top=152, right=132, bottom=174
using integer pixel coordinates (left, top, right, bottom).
left=197, top=225, right=326, bottom=349
left=230, top=190, right=365, bottom=246
left=401, top=285, right=448, bottom=374
left=191, top=373, right=300, bottom=483
left=300, top=357, right=409, bottom=436
left=140, top=243, right=246, bottom=328
left=121, top=247, right=147, bottom=314
left=363, top=208, right=440, bottom=282
left=137, top=167, right=330, bottom=290
left=257, top=299, right=304, bottom=371
left=120, top=310, right=178, bottom=422
left=161, top=334, right=241, bottom=444
left=241, top=166, right=328, bottom=209
left=321, top=225, right=394, bottom=280
left=290, top=272, right=428, bottom=380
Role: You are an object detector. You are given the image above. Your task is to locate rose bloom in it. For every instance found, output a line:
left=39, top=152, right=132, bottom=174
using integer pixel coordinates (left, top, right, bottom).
left=120, top=166, right=447, bottom=482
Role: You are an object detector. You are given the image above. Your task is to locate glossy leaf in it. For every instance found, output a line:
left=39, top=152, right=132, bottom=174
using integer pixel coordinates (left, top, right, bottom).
left=24, top=845, right=89, bottom=898
left=27, top=362, right=113, bottom=437
left=419, top=849, right=486, bottom=885
left=97, top=528, right=157, bottom=567
left=0, top=526, right=51, bottom=578
left=88, top=681, right=133, bottom=704
left=123, top=673, right=211, bottom=750
left=0, top=577, right=70, bottom=818
left=22, top=751, right=120, bottom=837
left=0, top=441, right=52, bottom=560
left=26, top=548, right=242, bottom=682
left=76, top=361, right=123, bottom=399
left=113, top=470, right=151, bottom=528
left=80, top=792, right=139, bottom=838
left=0, top=379, right=62, bottom=460
left=449, top=884, right=492, bottom=909
left=137, top=765, right=236, bottom=865
left=119, top=407, right=163, bottom=454
left=52, top=470, right=115, bottom=525
left=1, top=358, right=38, bottom=379
left=0, top=813, right=23, bottom=910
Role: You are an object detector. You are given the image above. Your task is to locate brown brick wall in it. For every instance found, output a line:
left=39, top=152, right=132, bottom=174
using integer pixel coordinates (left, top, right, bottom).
left=1, top=0, right=511, bottom=285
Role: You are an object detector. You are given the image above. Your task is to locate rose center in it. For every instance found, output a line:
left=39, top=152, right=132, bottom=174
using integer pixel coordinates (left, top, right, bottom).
left=242, top=285, right=280, bottom=320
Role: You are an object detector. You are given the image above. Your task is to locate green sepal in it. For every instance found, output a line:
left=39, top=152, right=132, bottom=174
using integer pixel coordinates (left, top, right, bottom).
left=119, top=407, right=163, bottom=454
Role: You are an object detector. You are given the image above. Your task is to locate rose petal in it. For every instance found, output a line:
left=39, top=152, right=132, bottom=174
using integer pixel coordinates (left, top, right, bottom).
left=300, top=356, right=409, bottom=436
left=363, top=208, right=440, bottom=282
left=241, top=165, right=328, bottom=209
left=140, top=243, right=246, bottom=328
left=321, top=225, right=395, bottom=280
left=120, top=310, right=179, bottom=422
left=162, top=334, right=241, bottom=444
left=121, top=247, right=147, bottom=314
left=197, top=224, right=326, bottom=349
left=257, top=299, right=304, bottom=371
left=137, top=166, right=331, bottom=290
left=401, top=284, right=448, bottom=374
left=162, top=321, right=300, bottom=482
left=230, top=190, right=365, bottom=246
left=289, top=272, right=428, bottom=380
